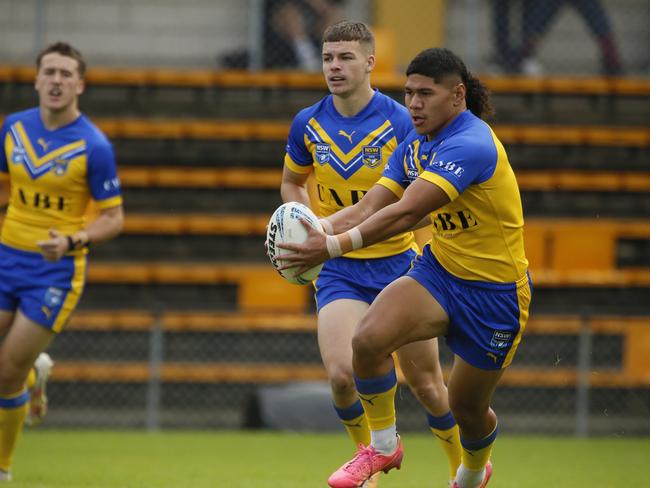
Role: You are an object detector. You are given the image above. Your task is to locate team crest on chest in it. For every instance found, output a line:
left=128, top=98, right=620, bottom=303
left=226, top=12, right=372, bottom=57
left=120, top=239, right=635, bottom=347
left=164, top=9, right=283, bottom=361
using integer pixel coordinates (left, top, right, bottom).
left=315, top=143, right=331, bottom=165
left=51, top=158, right=71, bottom=176
left=362, top=146, right=382, bottom=168
left=11, top=146, right=27, bottom=165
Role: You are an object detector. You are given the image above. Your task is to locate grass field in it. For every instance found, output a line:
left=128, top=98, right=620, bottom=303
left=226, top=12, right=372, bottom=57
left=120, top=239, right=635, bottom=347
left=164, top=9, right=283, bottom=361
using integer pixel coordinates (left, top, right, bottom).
left=10, top=430, right=645, bottom=487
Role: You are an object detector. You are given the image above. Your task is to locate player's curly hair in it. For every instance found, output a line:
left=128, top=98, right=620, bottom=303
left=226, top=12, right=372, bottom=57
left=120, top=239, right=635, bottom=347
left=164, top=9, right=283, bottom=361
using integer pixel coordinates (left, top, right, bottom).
left=36, top=41, right=86, bottom=78
left=322, top=20, right=374, bottom=54
left=406, top=47, right=494, bottom=120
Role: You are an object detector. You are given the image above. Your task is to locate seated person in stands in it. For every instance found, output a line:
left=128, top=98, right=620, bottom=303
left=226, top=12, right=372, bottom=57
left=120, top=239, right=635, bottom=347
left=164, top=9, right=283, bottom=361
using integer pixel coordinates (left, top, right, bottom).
left=221, top=0, right=345, bottom=70
left=0, top=41, right=123, bottom=482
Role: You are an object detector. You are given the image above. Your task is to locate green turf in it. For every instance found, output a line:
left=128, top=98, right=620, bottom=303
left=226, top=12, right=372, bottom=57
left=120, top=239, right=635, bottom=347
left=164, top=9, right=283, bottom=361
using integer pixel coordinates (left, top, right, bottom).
left=10, top=430, right=647, bottom=487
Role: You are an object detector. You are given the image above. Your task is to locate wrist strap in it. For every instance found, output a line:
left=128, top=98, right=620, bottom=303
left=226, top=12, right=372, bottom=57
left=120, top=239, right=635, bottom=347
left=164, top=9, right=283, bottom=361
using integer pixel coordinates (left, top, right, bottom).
left=326, top=235, right=342, bottom=258
left=66, top=233, right=91, bottom=251
left=325, top=228, right=364, bottom=258
left=348, top=227, right=363, bottom=250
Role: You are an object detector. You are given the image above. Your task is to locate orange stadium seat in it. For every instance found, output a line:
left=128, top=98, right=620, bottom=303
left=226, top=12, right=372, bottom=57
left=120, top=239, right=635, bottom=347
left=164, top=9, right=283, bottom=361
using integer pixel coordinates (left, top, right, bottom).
left=3, top=65, right=650, bottom=96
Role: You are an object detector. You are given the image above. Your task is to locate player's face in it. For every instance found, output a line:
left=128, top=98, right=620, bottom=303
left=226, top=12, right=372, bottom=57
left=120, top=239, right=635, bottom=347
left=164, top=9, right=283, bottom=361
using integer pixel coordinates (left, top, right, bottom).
left=404, top=73, right=465, bottom=139
left=35, top=52, right=84, bottom=113
left=322, top=41, right=373, bottom=97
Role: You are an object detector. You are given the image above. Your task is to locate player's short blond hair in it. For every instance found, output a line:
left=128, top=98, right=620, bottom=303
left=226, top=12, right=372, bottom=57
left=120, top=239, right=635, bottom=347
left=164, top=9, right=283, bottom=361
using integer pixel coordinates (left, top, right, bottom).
left=322, top=21, right=374, bottom=55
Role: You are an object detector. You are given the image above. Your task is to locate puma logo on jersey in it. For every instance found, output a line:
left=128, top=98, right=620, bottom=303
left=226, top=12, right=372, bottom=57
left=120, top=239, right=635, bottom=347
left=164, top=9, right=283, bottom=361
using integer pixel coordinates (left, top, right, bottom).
left=338, top=129, right=356, bottom=144
left=37, top=138, right=51, bottom=152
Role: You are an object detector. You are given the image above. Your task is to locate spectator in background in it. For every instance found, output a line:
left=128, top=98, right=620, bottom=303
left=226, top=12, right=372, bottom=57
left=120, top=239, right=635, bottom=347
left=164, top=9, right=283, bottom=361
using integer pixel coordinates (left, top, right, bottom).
left=264, top=0, right=345, bottom=70
left=220, top=0, right=345, bottom=70
left=491, top=0, right=624, bottom=75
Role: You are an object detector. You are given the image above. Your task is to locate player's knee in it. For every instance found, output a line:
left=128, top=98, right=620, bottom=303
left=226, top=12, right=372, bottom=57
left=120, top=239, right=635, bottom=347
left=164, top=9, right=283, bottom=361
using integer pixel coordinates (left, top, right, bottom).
left=408, top=381, right=447, bottom=409
left=351, top=327, right=379, bottom=359
left=0, top=355, right=29, bottom=393
left=352, top=315, right=390, bottom=358
left=449, top=395, right=487, bottom=428
left=327, top=366, right=356, bottom=396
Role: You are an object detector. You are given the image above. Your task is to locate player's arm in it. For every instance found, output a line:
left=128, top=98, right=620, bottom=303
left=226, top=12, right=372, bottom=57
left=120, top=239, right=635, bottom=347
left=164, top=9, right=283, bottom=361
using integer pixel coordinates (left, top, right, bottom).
left=280, top=178, right=449, bottom=271
left=36, top=205, right=124, bottom=262
left=76, top=204, right=124, bottom=245
left=324, top=183, right=398, bottom=234
left=353, top=178, right=448, bottom=247
left=280, top=164, right=311, bottom=206
left=322, top=182, right=431, bottom=234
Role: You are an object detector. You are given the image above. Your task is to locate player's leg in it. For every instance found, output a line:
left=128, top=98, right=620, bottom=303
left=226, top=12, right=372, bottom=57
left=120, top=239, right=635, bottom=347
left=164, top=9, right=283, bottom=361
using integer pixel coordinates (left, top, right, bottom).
left=318, top=298, right=372, bottom=447
left=398, top=339, right=461, bottom=484
left=0, top=312, right=14, bottom=338
left=448, top=357, right=503, bottom=488
left=328, top=276, right=449, bottom=487
left=0, top=312, right=54, bottom=478
left=353, top=276, right=448, bottom=448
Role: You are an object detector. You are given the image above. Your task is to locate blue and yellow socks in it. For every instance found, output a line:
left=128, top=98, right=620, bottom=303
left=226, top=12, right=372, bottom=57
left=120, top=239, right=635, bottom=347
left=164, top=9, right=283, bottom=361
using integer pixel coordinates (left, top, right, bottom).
left=354, top=369, right=398, bottom=454
left=455, top=424, right=498, bottom=487
left=334, top=399, right=371, bottom=447
left=428, top=411, right=462, bottom=481
left=0, top=389, right=30, bottom=473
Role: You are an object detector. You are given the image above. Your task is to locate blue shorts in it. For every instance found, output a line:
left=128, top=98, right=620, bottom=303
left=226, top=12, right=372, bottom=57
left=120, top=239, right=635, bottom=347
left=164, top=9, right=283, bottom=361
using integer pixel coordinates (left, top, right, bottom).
left=0, top=244, right=87, bottom=332
left=407, top=244, right=532, bottom=370
left=314, top=249, right=417, bottom=312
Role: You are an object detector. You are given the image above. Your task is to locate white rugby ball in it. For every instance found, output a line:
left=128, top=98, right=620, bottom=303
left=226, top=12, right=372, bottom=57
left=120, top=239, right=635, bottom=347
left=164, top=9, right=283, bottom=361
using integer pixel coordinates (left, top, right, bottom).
left=266, top=202, right=324, bottom=285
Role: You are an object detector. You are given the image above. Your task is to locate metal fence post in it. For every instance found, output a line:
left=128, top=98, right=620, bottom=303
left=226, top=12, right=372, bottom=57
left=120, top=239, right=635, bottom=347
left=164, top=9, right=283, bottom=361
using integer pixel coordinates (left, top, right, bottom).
left=575, top=312, right=592, bottom=437
left=145, top=306, right=164, bottom=431
left=464, top=0, right=480, bottom=69
left=248, top=0, right=264, bottom=71
left=33, top=0, right=46, bottom=59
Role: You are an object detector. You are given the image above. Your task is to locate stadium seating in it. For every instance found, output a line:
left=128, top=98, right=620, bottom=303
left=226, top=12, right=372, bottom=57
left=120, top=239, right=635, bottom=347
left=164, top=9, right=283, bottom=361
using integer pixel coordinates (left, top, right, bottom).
left=2, top=65, right=649, bottom=96
left=2, top=65, right=648, bottom=430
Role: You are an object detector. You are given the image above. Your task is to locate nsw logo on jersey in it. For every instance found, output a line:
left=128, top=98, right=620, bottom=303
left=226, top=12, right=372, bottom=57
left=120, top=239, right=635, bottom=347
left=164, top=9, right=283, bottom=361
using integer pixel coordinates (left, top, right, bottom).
left=51, top=158, right=70, bottom=176
left=315, top=143, right=331, bottom=165
left=362, top=146, right=382, bottom=168
left=11, top=146, right=27, bottom=165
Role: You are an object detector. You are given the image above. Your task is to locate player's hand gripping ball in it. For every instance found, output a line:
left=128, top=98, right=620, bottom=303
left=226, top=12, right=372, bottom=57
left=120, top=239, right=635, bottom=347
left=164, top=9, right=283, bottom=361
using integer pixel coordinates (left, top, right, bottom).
left=266, top=202, right=324, bottom=285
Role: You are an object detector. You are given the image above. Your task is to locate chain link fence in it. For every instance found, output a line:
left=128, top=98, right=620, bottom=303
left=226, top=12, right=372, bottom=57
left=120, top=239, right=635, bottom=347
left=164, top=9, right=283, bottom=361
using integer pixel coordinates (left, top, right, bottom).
left=41, top=311, right=650, bottom=436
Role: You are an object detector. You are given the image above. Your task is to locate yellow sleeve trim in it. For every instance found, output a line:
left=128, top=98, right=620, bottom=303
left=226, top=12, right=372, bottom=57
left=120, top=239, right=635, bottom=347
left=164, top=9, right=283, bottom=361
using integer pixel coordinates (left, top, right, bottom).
left=419, top=172, right=460, bottom=201
left=284, top=154, right=313, bottom=174
left=377, top=177, right=405, bottom=198
left=97, top=195, right=123, bottom=209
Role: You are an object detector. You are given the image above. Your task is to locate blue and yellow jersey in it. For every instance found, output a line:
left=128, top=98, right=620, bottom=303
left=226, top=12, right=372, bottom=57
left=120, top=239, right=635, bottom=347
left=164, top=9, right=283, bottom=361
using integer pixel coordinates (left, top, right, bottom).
left=284, top=90, right=415, bottom=259
left=379, top=110, right=528, bottom=283
left=0, top=108, right=122, bottom=253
